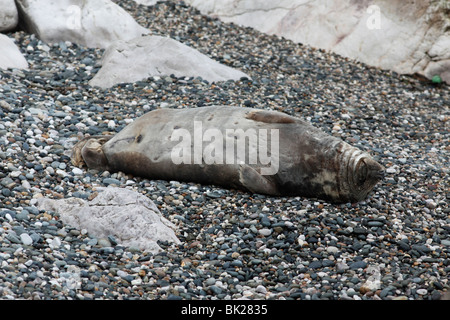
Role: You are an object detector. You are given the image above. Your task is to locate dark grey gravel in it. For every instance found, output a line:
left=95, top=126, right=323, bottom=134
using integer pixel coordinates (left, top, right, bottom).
left=0, top=0, right=449, bottom=300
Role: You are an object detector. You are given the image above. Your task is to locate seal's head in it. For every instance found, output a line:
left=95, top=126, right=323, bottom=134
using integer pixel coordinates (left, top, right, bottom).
left=337, top=143, right=384, bottom=203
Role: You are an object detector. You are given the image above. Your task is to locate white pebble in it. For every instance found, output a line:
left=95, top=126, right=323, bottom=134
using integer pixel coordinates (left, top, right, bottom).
left=50, top=237, right=61, bottom=249
left=416, top=289, right=427, bottom=295
left=255, top=285, right=267, bottom=294
left=386, top=167, right=396, bottom=174
left=21, top=180, right=31, bottom=190
left=56, top=169, right=68, bottom=177
left=107, top=120, right=116, bottom=129
left=327, top=246, right=339, bottom=254
left=10, top=171, right=21, bottom=178
left=259, top=228, right=272, bottom=236
left=20, top=233, right=33, bottom=246
left=72, top=167, right=84, bottom=175
left=117, top=270, right=128, bottom=278
left=75, top=122, right=86, bottom=130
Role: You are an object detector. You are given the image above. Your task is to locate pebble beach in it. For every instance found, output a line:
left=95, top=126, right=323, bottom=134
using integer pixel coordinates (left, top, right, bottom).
left=0, top=0, right=449, bottom=301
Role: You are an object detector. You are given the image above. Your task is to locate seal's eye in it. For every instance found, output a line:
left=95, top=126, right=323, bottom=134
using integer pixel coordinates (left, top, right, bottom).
left=136, top=134, right=143, bottom=143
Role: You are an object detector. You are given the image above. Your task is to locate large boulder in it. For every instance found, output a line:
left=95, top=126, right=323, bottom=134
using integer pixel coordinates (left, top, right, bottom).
left=15, top=0, right=149, bottom=49
left=184, top=0, right=450, bottom=83
left=0, top=0, right=19, bottom=32
left=89, top=35, right=250, bottom=88
left=0, top=34, right=28, bottom=69
left=37, top=187, right=180, bottom=253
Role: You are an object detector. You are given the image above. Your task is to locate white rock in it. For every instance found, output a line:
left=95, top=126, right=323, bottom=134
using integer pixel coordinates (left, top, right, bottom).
left=21, top=180, right=31, bottom=190
left=258, top=228, right=272, bottom=236
left=416, top=288, right=428, bottom=295
left=10, top=171, right=22, bottom=178
left=0, top=34, right=29, bottom=70
left=326, top=246, right=339, bottom=254
left=0, top=0, right=19, bottom=32
left=36, top=186, right=180, bottom=253
left=15, top=0, right=149, bottom=49
left=50, top=237, right=61, bottom=249
left=56, top=169, right=68, bottom=177
left=20, top=233, right=33, bottom=246
left=107, top=120, right=116, bottom=129
left=89, top=35, right=250, bottom=88
left=386, top=167, right=397, bottom=174
left=185, top=0, right=450, bottom=83
left=255, top=285, right=267, bottom=294
left=117, top=270, right=128, bottom=278
left=72, top=167, right=84, bottom=175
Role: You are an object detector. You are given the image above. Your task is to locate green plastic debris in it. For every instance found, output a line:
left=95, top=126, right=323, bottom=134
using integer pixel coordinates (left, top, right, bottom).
left=431, top=75, right=442, bottom=84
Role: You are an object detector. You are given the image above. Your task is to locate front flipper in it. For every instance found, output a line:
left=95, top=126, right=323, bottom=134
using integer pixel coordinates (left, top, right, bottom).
left=238, top=164, right=279, bottom=196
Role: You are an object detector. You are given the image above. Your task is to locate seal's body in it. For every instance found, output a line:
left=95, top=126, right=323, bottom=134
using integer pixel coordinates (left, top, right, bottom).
left=72, top=106, right=384, bottom=203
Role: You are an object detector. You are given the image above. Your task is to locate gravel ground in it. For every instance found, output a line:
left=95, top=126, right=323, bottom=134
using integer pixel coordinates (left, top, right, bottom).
left=0, top=0, right=449, bottom=301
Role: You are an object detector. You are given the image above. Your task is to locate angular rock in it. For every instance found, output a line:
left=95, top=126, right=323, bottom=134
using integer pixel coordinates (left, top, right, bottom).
left=89, top=35, right=250, bottom=88
left=185, top=0, right=450, bottom=84
left=0, top=0, right=19, bottom=32
left=36, top=187, right=180, bottom=253
left=15, top=0, right=149, bottom=48
left=0, top=34, right=29, bottom=70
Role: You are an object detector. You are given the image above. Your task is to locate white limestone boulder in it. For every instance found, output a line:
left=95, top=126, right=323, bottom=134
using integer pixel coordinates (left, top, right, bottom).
left=0, top=0, right=19, bottom=32
left=185, top=0, right=450, bottom=83
left=89, top=35, right=250, bottom=88
left=0, top=34, right=28, bottom=70
left=36, top=187, right=180, bottom=253
left=15, top=0, right=149, bottom=49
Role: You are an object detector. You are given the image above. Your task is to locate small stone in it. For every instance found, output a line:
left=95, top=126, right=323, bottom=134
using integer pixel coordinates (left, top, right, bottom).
left=309, top=260, right=322, bottom=269
left=326, top=246, right=339, bottom=254
left=392, top=296, right=408, bottom=300
left=50, top=237, right=61, bottom=249
left=103, top=178, right=120, bottom=186
left=349, top=261, right=367, bottom=270
left=209, top=285, right=222, bottom=295
left=258, top=228, right=272, bottom=236
left=416, top=289, right=428, bottom=295
left=72, top=168, right=84, bottom=175
left=6, top=233, right=21, bottom=244
left=107, top=120, right=116, bottom=129
left=98, top=238, right=112, bottom=247
left=20, top=233, right=33, bottom=245
left=255, top=285, right=267, bottom=294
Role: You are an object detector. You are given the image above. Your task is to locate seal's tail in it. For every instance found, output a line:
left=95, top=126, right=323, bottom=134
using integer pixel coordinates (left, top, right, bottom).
left=71, top=135, right=113, bottom=169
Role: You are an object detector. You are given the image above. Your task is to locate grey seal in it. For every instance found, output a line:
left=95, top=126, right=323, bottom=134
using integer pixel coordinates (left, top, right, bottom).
left=72, top=106, right=384, bottom=203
